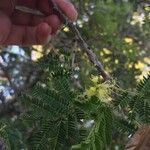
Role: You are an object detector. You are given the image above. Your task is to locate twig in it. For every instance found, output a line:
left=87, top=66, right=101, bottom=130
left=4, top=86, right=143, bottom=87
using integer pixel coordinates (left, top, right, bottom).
left=48, top=0, right=111, bottom=81
left=71, top=40, right=77, bottom=69
left=15, top=6, right=44, bottom=16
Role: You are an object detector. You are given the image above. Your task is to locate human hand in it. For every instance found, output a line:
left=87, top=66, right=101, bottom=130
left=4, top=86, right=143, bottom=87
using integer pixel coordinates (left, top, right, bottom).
left=0, top=0, right=77, bottom=45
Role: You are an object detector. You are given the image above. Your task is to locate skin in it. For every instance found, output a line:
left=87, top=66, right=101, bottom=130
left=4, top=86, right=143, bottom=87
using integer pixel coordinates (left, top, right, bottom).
left=0, top=0, right=77, bottom=45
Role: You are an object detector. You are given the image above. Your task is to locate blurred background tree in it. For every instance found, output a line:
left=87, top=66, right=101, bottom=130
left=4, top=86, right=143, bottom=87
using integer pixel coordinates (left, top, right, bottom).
left=0, top=0, right=150, bottom=149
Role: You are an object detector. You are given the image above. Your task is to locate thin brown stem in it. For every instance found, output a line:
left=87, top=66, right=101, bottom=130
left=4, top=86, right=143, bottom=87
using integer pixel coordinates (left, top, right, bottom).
left=48, top=0, right=111, bottom=81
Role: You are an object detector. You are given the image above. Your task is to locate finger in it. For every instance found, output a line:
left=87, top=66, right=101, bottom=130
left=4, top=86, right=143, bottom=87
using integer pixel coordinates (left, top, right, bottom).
left=55, top=0, right=78, bottom=21
left=44, top=15, right=62, bottom=34
left=12, top=9, right=45, bottom=26
left=16, top=0, right=77, bottom=21
left=38, top=0, right=77, bottom=21
left=0, top=0, right=16, bottom=15
left=17, top=0, right=53, bottom=16
left=30, top=14, right=61, bottom=34
left=37, top=0, right=53, bottom=15
left=0, top=11, right=11, bottom=44
left=12, top=11, right=61, bottom=34
left=12, top=10, right=33, bottom=25
left=4, top=22, right=52, bottom=45
left=17, top=0, right=37, bottom=9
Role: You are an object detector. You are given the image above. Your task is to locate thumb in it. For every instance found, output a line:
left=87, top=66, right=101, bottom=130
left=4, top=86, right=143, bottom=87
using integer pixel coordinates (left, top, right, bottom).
left=0, top=11, right=11, bottom=44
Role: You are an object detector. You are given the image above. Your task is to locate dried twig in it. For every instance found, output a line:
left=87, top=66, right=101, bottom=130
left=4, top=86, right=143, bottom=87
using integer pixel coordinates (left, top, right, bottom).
left=48, top=0, right=111, bottom=81
left=15, top=6, right=44, bottom=16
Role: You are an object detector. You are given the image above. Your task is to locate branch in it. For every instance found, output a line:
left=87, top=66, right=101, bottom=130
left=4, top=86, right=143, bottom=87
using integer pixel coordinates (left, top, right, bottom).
left=48, top=0, right=111, bottom=81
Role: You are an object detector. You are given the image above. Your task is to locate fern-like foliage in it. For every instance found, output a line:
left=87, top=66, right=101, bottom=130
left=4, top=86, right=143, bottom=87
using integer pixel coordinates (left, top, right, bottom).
left=0, top=121, right=25, bottom=150
left=0, top=123, right=11, bottom=150
left=114, top=74, right=150, bottom=128
left=72, top=97, right=113, bottom=150
left=18, top=53, right=84, bottom=149
left=0, top=49, right=149, bottom=150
